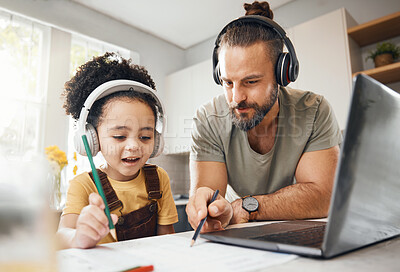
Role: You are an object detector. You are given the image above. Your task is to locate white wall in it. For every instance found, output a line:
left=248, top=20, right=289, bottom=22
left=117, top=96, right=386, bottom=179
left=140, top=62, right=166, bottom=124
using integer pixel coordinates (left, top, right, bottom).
left=43, top=28, right=71, bottom=151
left=184, top=0, right=400, bottom=67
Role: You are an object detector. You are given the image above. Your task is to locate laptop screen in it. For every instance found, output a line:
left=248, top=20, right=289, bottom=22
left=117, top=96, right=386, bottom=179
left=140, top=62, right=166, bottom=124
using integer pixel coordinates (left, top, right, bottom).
left=323, top=74, right=400, bottom=257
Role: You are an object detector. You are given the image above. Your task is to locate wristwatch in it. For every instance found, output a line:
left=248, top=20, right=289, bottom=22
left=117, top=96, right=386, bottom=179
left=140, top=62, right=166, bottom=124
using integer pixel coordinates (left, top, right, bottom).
left=242, top=195, right=259, bottom=221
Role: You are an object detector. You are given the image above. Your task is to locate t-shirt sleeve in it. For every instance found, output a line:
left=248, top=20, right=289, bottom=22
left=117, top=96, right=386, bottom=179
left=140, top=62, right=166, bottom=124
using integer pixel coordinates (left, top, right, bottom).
left=156, top=167, right=178, bottom=225
left=62, top=174, right=94, bottom=216
left=190, top=106, right=225, bottom=163
left=304, top=97, right=343, bottom=152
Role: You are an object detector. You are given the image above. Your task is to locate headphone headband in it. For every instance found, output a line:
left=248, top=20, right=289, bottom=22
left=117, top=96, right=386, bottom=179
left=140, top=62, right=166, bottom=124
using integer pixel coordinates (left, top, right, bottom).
left=215, top=15, right=287, bottom=45
left=75, top=79, right=165, bottom=158
left=78, top=80, right=164, bottom=133
left=213, top=15, right=299, bottom=86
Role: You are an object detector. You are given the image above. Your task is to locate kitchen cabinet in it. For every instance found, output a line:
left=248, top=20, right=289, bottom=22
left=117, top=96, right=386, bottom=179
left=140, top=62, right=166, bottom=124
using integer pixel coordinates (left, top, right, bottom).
left=163, top=59, right=222, bottom=154
left=286, top=8, right=359, bottom=130
left=348, top=11, right=400, bottom=84
left=173, top=200, right=192, bottom=233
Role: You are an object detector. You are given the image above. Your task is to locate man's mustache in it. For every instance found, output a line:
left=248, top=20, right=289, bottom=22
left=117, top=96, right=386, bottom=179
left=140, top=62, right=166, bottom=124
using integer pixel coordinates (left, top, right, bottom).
left=229, top=101, right=256, bottom=110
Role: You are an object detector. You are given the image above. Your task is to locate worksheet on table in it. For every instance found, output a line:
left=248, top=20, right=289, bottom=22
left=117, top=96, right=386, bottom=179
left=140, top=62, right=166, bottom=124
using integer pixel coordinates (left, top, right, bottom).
left=58, top=232, right=297, bottom=272
left=57, top=246, right=148, bottom=272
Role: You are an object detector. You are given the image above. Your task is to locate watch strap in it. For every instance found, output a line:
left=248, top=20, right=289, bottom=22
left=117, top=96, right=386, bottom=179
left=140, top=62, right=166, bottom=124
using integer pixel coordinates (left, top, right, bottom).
left=248, top=210, right=258, bottom=221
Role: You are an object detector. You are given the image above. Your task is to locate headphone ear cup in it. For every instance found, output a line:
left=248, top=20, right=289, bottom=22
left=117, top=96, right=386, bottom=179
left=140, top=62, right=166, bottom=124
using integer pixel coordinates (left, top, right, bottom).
left=214, top=63, right=222, bottom=86
left=150, top=131, right=164, bottom=158
left=157, top=133, right=165, bottom=157
left=73, top=124, right=99, bottom=157
left=275, top=53, right=291, bottom=87
left=73, top=130, right=86, bottom=157
left=288, top=60, right=299, bottom=83
left=87, top=124, right=100, bottom=156
left=212, top=46, right=222, bottom=85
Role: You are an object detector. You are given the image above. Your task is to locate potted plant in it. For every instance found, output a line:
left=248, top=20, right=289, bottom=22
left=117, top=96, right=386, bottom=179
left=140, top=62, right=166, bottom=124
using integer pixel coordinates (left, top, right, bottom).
left=366, top=42, right=400, bottom=68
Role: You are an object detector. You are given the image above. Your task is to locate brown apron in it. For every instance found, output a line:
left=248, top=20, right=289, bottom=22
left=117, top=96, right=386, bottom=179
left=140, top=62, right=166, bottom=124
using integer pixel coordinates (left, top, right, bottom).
left=88, top=164, right=162, bottom=241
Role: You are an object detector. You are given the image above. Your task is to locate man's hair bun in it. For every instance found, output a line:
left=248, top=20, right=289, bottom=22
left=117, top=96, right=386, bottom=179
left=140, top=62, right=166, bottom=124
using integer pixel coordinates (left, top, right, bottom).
left=244, top=1, right=274, bottom=19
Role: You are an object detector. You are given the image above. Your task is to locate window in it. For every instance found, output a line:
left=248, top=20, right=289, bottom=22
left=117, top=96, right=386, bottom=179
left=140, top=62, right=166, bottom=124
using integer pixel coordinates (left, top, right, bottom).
left=70, top=34, right=137, bottom=76
left=0, top=9, right=140, bottom=206
left=0, top=10, right=50, bottom=158
left=65, top=33, right=138, bottom=184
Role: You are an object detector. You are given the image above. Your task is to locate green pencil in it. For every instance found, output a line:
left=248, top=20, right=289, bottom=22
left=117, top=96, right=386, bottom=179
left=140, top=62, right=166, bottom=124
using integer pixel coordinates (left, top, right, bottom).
left=81, top=135, right=117, bottom=241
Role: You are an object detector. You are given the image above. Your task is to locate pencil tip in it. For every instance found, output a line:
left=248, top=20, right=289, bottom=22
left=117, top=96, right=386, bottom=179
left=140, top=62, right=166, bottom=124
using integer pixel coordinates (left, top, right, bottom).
left=190, top=240, right=195, bottom=247
left=110, top=228, right=117, bottom=241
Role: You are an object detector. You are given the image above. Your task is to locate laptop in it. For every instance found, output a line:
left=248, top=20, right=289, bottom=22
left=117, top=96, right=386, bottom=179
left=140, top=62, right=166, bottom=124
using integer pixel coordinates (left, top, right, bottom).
left=201, top=74, right=400, bottom=258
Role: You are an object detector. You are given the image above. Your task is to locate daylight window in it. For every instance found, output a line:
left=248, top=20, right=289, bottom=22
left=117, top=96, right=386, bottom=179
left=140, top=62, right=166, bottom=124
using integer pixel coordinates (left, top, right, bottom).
left=0, top=10, right=50, bottom=158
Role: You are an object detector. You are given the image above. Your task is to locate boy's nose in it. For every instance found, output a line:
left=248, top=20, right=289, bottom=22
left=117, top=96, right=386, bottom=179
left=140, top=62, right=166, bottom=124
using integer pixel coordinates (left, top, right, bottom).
left=125, top=140, right=140, bottom=151
left=125, top=145, right=138, bottom=151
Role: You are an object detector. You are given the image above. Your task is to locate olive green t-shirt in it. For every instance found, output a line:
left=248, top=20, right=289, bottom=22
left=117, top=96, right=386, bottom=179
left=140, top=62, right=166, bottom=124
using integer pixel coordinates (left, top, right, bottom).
left=190, top=86, right=342, bottom=202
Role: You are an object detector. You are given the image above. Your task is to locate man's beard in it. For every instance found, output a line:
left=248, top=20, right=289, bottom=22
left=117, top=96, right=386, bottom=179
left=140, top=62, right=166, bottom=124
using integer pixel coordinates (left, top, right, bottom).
left=230, top=86, right=278, bottom=131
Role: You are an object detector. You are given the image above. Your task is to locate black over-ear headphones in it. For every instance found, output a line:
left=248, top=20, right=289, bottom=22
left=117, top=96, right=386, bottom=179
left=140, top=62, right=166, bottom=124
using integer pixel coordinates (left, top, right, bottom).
left=212, top=15, right=299, bottom=87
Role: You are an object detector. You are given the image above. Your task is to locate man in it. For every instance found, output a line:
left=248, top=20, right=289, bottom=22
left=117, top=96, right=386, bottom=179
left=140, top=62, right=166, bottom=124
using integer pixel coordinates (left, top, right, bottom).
left=186, top=1, right=342, bottom=232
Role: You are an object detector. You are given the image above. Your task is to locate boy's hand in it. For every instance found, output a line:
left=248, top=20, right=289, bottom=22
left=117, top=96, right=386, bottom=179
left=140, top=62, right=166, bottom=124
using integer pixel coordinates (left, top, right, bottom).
left=73, top=193, right=118, bottom=249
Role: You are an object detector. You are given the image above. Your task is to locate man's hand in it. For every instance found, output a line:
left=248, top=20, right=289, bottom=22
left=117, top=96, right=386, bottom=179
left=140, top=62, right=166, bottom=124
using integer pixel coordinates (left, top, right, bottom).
left=229, top=198, right=250, bottom=224
left=186, top=187, right=233, bottom=232
left=73, top=193, right=118, bottom=249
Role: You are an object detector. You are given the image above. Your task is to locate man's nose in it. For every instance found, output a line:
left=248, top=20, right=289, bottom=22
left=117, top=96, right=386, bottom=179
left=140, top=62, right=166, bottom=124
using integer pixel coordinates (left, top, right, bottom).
left=232, top=85, right=246, bottom=104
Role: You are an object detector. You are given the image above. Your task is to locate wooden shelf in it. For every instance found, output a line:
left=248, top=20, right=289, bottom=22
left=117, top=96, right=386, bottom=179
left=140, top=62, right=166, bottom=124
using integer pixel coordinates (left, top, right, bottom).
left=353, top=62, right=400, bottom=84
left=348, top=11, right=400, bottom=47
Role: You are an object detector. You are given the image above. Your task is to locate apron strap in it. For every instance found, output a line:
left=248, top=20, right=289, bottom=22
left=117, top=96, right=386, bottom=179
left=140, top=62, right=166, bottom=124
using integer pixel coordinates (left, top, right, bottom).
left=143, top=164, right=162, bottom=200
left=88, top=169, right=123, bottom=212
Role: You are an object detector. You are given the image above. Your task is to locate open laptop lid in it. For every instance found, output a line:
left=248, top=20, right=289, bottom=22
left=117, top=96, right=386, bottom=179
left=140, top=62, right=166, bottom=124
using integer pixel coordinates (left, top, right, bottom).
left=322, top=74, right=400, bottom=257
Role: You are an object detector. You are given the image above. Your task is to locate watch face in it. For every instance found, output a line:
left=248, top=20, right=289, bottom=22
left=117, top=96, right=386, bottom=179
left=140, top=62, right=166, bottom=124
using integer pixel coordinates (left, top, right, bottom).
left=243, top=196, right=259, bottom=212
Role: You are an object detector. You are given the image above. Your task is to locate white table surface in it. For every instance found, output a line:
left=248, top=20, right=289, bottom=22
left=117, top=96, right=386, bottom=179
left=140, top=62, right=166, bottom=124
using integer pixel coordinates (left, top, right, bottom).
left=57, top=220, right=400, bottom=272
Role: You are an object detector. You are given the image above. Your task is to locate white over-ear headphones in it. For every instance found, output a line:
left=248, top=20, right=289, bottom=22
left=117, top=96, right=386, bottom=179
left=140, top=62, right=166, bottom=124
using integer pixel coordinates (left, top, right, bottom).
left=73, top=79, right=165, bottom=158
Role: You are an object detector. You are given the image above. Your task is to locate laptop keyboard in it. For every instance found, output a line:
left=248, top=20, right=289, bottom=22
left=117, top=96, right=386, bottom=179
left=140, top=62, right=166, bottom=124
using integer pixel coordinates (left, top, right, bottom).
left=252, top=224, right=326, bottom=248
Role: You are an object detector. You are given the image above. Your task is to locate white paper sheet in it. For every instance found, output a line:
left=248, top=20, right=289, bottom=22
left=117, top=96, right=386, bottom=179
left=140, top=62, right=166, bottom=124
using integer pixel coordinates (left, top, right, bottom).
left=57, top=246, right=150, bottom=272
left=58, top=231, right=297, bottom=272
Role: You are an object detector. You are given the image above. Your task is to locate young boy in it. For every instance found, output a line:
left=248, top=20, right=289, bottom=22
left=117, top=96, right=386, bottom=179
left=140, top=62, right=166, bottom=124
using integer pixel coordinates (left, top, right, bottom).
left=56, top=52, right=178, bottom=249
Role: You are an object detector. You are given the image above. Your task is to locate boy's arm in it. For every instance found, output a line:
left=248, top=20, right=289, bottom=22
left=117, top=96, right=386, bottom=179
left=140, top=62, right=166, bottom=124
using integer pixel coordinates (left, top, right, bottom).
left=56, top=214, right=79, bottom=249
left=56, top=193, right=118, bottom=249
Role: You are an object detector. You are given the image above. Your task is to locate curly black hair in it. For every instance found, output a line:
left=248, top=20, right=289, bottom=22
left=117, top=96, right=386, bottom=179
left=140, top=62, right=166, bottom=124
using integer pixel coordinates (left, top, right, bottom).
left=62, top=52, right=158, bottom=128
